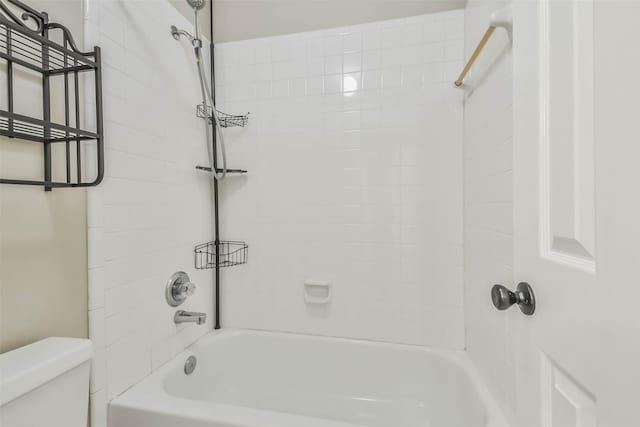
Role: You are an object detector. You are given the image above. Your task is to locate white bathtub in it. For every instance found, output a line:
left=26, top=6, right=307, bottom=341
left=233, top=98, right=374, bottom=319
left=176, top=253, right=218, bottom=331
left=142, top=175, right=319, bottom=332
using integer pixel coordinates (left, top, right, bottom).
left=109, top=330, right=509, bottom=427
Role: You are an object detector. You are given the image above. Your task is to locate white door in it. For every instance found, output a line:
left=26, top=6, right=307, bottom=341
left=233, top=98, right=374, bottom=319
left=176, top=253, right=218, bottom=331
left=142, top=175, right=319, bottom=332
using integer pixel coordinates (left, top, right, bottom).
left=513, top=0, right=640, bottom=426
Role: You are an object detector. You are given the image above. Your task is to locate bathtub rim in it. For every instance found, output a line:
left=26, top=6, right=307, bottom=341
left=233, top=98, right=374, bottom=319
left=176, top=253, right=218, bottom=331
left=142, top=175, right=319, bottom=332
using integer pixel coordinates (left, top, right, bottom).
left=109, top=328, right=511, bottom=427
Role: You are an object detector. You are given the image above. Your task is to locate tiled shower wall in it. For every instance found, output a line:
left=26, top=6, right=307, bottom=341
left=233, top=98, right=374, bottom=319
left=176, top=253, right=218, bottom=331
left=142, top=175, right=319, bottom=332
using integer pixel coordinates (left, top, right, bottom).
left=85, top=1, right=214, bottom=425
left=215, top=10, right=465, bottom=347
left=463, top=0, right=516, bottom=424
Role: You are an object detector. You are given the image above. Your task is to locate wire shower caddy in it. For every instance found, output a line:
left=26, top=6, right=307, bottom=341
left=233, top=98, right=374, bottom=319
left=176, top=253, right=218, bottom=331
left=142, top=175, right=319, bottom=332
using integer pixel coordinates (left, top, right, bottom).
left=194, top=240, right=248, bottom=269
left=196, top=104, right=249, bottom=128
left=192, top=101, right=248, bottom=268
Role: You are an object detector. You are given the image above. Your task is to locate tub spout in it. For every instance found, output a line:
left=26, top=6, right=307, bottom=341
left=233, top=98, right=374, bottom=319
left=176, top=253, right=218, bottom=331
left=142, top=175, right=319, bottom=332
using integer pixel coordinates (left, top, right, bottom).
left=174, top=310, right=207, bottom=325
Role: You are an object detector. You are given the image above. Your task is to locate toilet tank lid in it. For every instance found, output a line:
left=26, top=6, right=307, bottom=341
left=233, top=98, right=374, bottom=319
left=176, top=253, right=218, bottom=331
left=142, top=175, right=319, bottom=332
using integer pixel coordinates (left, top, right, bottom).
left=0, top=337, right=93, bottom=406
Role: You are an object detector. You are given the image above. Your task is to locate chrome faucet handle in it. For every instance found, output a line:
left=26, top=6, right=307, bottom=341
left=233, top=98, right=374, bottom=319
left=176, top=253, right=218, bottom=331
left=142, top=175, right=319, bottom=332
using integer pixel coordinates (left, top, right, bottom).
left=166, top=271, right=196, bottom=307
left=491, top=282, right=536, bottom=315
left=178, top=282, right=196, bottom=297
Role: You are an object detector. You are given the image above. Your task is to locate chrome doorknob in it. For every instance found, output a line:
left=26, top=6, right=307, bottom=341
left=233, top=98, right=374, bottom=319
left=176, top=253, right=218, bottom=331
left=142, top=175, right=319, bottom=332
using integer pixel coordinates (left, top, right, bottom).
left=491, top=282, right=536, bottom=315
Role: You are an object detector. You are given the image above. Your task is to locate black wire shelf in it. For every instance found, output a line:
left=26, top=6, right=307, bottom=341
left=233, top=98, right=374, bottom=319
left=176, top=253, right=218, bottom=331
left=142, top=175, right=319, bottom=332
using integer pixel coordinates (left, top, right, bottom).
left=0, top=17, right=96, bottom=75
left=194, top=240, right=248, bottom=269
left=0, top=1, right=104, bottom=191
left=195, top=165, right=247, bottom=174
left=196, top=104, right=249, bottom=128
left=0, top=111, right=99, bottom=143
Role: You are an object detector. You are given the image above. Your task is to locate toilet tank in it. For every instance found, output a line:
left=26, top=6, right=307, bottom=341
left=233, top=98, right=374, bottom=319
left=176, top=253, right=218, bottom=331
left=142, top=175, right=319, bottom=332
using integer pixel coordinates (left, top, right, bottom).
left=0, top=337, right=93, bottom=427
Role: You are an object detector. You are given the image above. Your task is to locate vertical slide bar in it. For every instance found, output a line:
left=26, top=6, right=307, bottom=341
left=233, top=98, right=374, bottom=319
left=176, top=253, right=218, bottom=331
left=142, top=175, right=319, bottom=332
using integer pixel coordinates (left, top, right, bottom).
left=212, top=42, right=221, bottom=330
left=93, top=46, right=104, bottom=185
left=7, top=27, right=14, bottom=134
left=75, top=69, right=81, bottom=183
left=209, top=3, right=221, bottom=329
left=41, top=13, right=52, bottom=191
left=64, top=36, right=71, bottom=183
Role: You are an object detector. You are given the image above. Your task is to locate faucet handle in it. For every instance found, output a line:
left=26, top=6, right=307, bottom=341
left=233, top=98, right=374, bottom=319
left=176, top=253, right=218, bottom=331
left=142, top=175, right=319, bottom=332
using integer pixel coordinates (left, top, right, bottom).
left=179, top=282, right=196, bottom=297
left=166, top=272, right=196, bottom=307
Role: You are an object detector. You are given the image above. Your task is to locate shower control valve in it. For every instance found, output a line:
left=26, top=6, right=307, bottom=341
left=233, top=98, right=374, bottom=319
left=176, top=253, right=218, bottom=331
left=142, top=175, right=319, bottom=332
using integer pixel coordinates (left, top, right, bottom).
left=166, top=271, right=197, bottom=307
left=491, top=282, right=536, bottom=316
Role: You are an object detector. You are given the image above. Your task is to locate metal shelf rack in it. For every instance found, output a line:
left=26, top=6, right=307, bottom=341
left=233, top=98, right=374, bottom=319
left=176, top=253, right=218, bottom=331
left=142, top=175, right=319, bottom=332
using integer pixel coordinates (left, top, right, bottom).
left=0, top=0, right=103, bottom=190
left=195, top=165, right=247, bottom=174
left=196, top=104, right=249, bottom=128
left=194, top=240, right=248, bottom=270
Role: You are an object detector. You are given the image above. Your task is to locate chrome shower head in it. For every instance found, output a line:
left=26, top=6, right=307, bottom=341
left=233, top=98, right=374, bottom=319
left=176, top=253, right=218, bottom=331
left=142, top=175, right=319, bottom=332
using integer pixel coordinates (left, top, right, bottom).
left=171, top=25, right=197, bottom=44
left=172, top=0, right=206, bottom=44
left=170, top=25, right=181, bottom=40
left=186, top=0, right=206, bottom=11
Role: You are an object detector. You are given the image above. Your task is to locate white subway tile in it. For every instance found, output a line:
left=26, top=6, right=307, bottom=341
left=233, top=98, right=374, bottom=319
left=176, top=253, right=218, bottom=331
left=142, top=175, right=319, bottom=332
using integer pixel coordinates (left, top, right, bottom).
left=323, top=35, right=343, bottom=55
left=90, top=347, right=106, bottom=393
left=254, top=41, right=272, bottom=63
left=362, top=70, right=383, bottom=90
left=381, top=48, right=404, bottom=67
left=88, top=267, right=105, bottom=310
left=382, top=67, right=403, bottom=88
left=87, top=227, right=104, bottom=269
left=424, top=42, right=445, bottom=63
left=424, top=21, right=446, bottom=43
left=106, top=332, right=151, bottom=399
left=89, top=308, right=105, bottom=348
left=324, top=74, right=343, bottom=93
left=306, top=76, right=324, bottom=95
left=272, top=80, right=290, bottom=97
left=304, top=37, right=322, bottom=58
left=446, top=18, right=465, bottom=40
left=324, top=55, right=343, bottom=75
left=362, top=27, right=381, bottom=50
left=290, top=78, right=307, bottom=97
left=343, top=32, right=363, bottom=52
left=343, top=53, right=362, bottom=73
left=445, top=39, right=465, bottom=61
left=402, top=66, right=424, bottom=89
left=362, top=50, right=382, bottom=70
left=381, top=27, right=402, bottom=48
left=307, top=56, right=324, bottom=76
left=402, top=23, right=424, bottom=45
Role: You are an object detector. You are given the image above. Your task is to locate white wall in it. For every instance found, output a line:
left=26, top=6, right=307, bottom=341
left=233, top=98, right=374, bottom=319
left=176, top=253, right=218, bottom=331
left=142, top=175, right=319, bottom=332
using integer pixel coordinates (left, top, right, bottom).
left=0, top=0, right=88, bottom=354
left=171, top=0, right=466, bottom=43
left=215, top=10, right=465, bottom=348
left=84, top=1, right=215, bottom=426
left=462, top=0, right=516, bottom=423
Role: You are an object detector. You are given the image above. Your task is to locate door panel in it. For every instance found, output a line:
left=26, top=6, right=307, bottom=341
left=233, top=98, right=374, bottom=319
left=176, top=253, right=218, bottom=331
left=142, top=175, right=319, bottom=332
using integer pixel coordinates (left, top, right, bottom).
left=513, top=1, right=640, bottom=426
left=542, top=0, right=596, bottom=269
left=541, top=354, right=597, bottom=427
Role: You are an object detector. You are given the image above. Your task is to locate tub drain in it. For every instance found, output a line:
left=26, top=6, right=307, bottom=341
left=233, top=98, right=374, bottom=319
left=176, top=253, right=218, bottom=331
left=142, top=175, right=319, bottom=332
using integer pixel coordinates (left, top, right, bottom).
left=184, top=355, right=197, bottom=375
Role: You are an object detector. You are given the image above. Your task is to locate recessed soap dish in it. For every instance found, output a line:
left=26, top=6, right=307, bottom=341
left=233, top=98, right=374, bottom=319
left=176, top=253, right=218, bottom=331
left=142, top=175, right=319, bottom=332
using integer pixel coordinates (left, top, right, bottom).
left=304, top=280, right=332, bottom=304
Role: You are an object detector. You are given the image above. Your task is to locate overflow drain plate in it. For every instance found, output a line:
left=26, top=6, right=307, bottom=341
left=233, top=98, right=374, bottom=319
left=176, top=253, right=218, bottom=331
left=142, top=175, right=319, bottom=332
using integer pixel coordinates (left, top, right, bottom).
left=184, top=355, right=197, bottom=375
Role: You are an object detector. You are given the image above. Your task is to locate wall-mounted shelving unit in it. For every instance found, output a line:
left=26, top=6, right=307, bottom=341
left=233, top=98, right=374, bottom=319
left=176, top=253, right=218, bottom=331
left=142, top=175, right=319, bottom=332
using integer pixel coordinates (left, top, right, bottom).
left=0, top=0, right=103, bottom=191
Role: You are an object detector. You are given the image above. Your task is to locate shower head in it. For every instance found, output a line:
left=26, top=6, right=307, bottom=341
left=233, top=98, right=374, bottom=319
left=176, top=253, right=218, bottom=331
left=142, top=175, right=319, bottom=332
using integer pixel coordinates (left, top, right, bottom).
left=186, top=0, right=206, bottom=11
left=184, top=0, right=206, bottom=41
left=172, top=0, right=206, bottom=45
left=170, top=25, right=181, bottom=40
left=171, top=25, right=197, bottom=44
